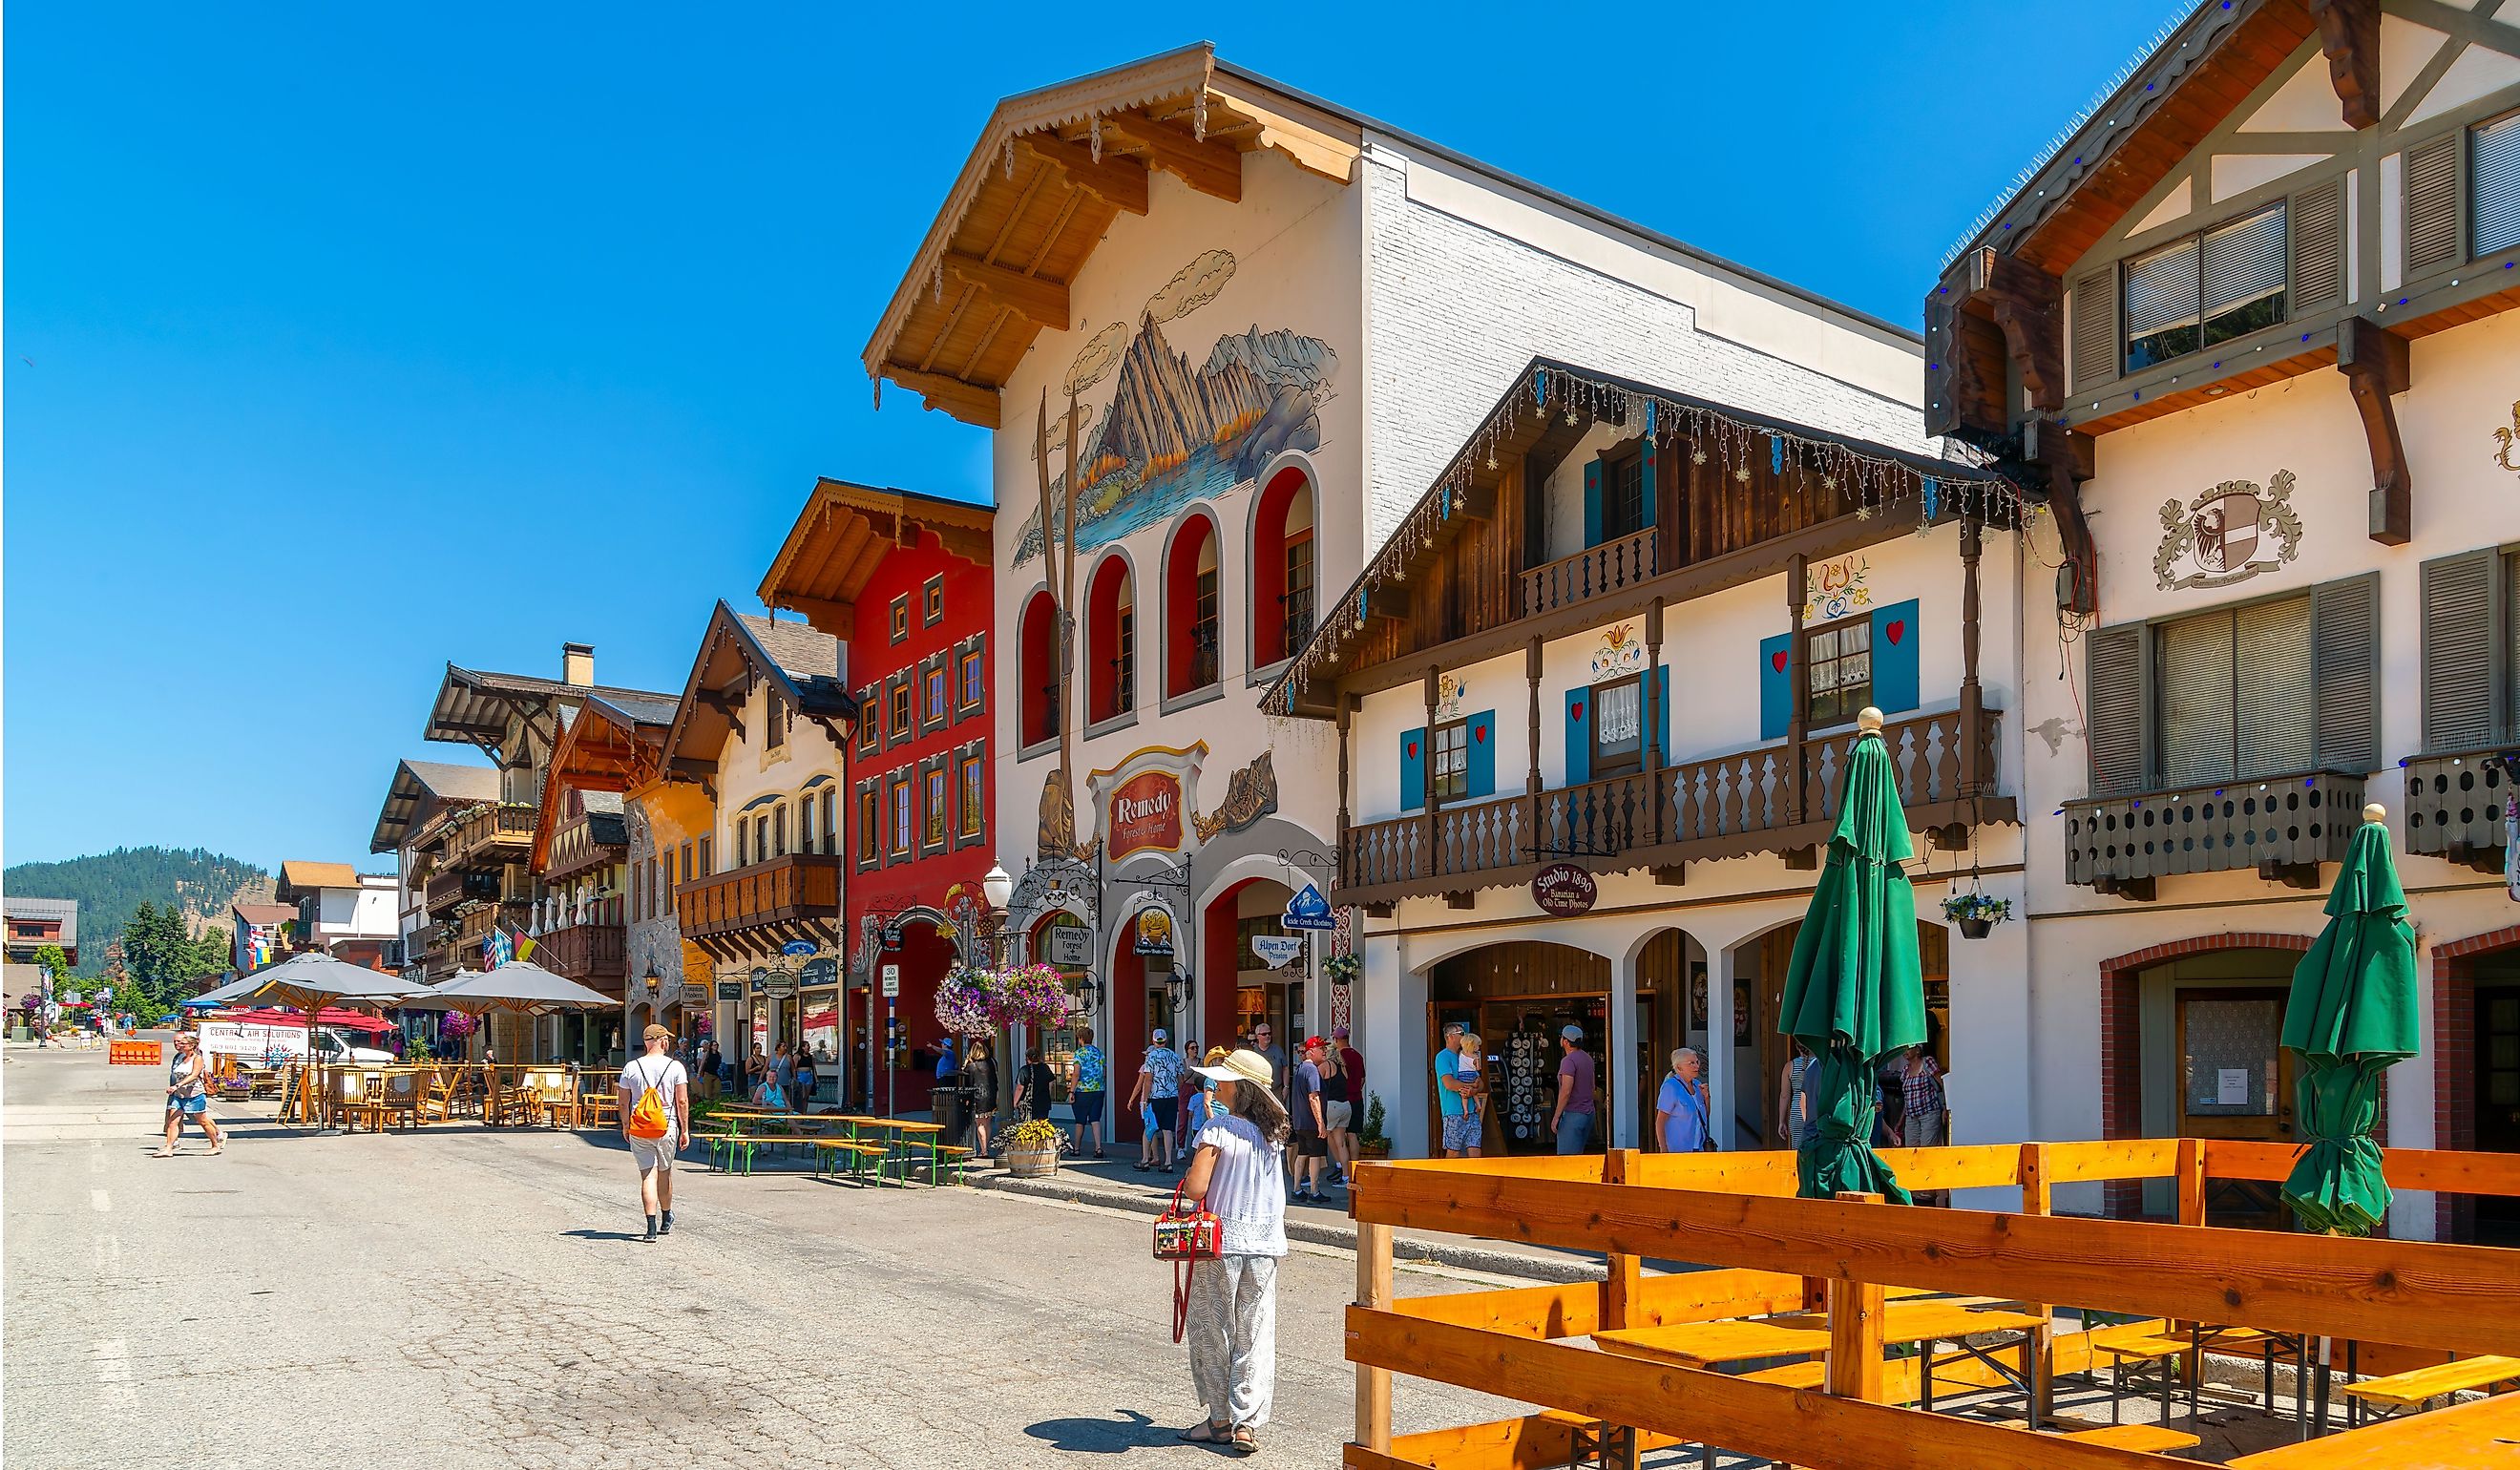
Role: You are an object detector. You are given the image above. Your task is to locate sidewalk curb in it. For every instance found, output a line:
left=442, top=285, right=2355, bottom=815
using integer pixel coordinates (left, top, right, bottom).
left=960, top=1166, right=1598, bottom=1283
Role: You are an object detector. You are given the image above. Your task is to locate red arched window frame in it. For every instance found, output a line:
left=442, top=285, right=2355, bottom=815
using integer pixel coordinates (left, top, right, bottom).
left=1251, top=466, right=1314, bottom=667
left=1085, top=555, right=1135, bottom=724
left=1165, top=514, right=1221, bottom=698
left=1018, top=589, right=1059, bottom=747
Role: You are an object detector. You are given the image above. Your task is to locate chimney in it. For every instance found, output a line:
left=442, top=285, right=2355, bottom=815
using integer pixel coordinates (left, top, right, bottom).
left=562, top=642, right=595, bottom=687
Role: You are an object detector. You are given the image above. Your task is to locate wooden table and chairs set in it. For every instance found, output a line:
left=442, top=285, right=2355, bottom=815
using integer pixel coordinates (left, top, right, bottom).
left=1342, top=1140, right=2520, bottom=1470
left=686, top=1106, right=969, bottom=1187
left=265, top=1061, right=628, bottom=1133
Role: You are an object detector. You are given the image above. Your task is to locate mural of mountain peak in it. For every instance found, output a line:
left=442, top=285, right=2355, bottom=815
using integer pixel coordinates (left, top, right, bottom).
left=1017, top=248, right=1338, bottom=565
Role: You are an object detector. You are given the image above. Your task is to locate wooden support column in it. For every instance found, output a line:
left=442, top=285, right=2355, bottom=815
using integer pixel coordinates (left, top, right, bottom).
left=2025, top=413, right=2099, bottom=616
left=1784, top=556, right=1813, bottom=853
left=1525, top=638, right=1544, bottom=865
left=1825, top=1191, right=1887, bottom=1402
left=1958, top=515, right=1986, bottom=798
left=1645, top=599, right=1666, bottom=846
left=1354, top=1219, right=1394, bottom=1453
left=2339, top=315, right=2412, bottom=546
left=1335, top=692, right=1354, bottom=859
left=2174, top=1137, right=2209, bottom=1396
left=1423, top=666, right=1442, bottom=876
left=1602, top=1148, right=1644, bottom=1328
left=2019, top=1143, right=2056, bottom=1427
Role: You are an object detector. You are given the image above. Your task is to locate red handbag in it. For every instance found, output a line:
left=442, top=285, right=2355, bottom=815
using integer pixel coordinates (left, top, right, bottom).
left=1153, top=1179, right=1224, bottom=1342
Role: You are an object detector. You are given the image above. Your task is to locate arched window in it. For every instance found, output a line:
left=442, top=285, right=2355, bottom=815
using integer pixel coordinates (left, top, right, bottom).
left=1019, top=588, right=1060, bottom=748
left=1165, top=514, right=1221, bottom=698
left=1086, top=554, right=1136, bottom=724
left=1251, top=466, right=1315, bottom=667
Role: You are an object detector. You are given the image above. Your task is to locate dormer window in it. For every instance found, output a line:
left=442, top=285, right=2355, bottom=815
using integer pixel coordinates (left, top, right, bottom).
left=2123, top=202, right=2286, bottom=374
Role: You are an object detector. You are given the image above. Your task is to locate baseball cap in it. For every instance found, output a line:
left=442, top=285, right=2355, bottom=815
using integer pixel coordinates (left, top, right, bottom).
left=1561, top=1023, right=1585, bottom=1041
left=1151, top=1028, right=1168, bottom=1042
left=643, top=1023, right=672, bottom=1042
left=1333, top=1025, right=1350, bottom=1040
left=1303, top=1035, right=1329, bottom=1052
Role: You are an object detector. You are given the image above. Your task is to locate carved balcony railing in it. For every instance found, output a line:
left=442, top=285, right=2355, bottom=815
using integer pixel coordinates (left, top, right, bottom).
left=676, top=853, right=842, bottom=959
left=543, top=815, right=627, bottom=883
left=2064, top=769, right=2365, bottom=898
left=536, top=921, right=626, bottom=985
left=1336, top=707, right=2006, bottom=906
left=1519, top=530, right=1658, bottom=619
left=424, top=868, right=501, bottom=916
left=2402, top=747, right=2515, bottom=871
left=455, top=900, right=530, bottom=955
left=446, top=803, right=538, bottom=872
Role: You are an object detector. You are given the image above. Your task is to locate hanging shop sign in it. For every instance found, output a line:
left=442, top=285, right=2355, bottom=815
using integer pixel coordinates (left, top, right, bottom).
left=1042, top=924, right=1092, bottom=968
left=1282, top=884, right=1336, bottom=932
left=681, top=982, right=710, bottom=1007
left=881, top=923, right=905, bottom=950
left=1531, top=863, right=1599, bottom=917
left=1250, top=934, right=1307, bottom=970
left=781, top=939, right=817, bottom=958
left=715, top=980, right=744, bottom=1002
left=1107, top=770, right=1186, bottom=859
left=801, top=957, right=839, bottom=988
left=762, top=972, right=799, bottom=1000
left=1133, top=907, right=1176, bottom=957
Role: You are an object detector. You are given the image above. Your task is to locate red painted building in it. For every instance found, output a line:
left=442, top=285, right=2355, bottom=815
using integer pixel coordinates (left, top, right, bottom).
left=760, top=479, right=996, bottom=1114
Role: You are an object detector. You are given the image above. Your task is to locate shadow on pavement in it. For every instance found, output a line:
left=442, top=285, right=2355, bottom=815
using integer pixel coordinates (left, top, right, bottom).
left=560, top=1228, right=649, bottom=1243
left=1021, top=1409, right=1178, bottom=1454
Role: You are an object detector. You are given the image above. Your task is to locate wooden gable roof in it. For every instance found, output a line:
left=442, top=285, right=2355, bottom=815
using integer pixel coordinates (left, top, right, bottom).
left=757, top=478, right=995, bottom=637
left=660, top=602, right=857, bottom=779
left=530, top=695, right=673, bottom=872
left=860, top=44, right=1362, bottom=429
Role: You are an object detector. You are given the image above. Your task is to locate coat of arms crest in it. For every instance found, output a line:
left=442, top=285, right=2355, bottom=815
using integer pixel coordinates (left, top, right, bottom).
left=2153, top=471, right=2302, bottom=591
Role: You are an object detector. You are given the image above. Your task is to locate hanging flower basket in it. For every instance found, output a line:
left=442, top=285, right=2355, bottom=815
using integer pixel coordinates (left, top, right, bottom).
left=934, top=967, right=998, bottom=1038
left=1941, top=892, right=2011, bottom=939
left=990, top=963, right=1075, bottom=1029
left=439, top=1010, right=476, bottom=1040
left=1323, top=954, right=1361, bottom=986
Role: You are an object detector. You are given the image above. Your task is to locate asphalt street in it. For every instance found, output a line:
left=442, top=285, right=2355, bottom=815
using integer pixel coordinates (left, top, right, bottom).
left=2, top=1044, right=1525, bottom=1469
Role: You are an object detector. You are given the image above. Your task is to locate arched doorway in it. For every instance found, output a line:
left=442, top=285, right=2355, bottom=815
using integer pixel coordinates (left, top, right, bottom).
left=1427, top=940, right=1612, bottom=1157
left=2432, top=925, right=2520, bottom=1243
left=1207, top=877, right=1300, bottom=1060
left=1631, top=928, right=1710, bottom=1147
left=860, top=917, right=956, bottom=1116
left=1723, top=919, right=1949, bottom=1151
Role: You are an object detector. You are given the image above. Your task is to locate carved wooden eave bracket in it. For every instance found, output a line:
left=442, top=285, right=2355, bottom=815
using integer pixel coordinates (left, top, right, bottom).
left=2338, top=315, right=2412, bottom=545
left=1923, top=249, right=2061, bottom=441
left=2025, top=414, right=2099, bottom=617
left=1964, top=246, right=2065, bottom=415
left=2308, top=0, right=2382, bottom=130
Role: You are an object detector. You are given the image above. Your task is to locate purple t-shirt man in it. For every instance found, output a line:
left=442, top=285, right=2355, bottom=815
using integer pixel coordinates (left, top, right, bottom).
left=1559, top=1044, right=1596, bottom=1115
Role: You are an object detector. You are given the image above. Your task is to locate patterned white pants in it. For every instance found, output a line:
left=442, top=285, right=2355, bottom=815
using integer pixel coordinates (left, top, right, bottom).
left=1186, top=1253, right=1279, bottom=1427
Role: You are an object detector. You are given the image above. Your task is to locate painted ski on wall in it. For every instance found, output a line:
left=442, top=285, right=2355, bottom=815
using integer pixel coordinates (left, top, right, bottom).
left=1016, top=248, right=1338, bottom=565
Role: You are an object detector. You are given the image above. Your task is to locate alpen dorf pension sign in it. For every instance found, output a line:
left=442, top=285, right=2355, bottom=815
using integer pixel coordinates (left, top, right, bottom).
left=1106, top=769, right=1185, bottom=859
left=1531, top=863, right=1599, bottom=916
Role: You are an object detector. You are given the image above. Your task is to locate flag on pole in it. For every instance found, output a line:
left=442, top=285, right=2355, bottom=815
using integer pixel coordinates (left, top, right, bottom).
left=482, top=926, right=513, bottom=969
left=507, top=924, right=537, bottom=964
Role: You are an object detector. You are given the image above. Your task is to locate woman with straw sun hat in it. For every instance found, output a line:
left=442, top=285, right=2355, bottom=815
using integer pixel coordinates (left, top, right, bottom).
left=1175, top=1047, right=1289, bottom=1456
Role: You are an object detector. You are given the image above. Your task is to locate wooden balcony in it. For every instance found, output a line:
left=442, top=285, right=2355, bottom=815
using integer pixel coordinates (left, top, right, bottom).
left=454, top=901, right=529, bottom=955
left=2064, top=769, right=2365, bottom=899
left=1336, top=707, right=2007, bottom=907
left=2401, top=747, right=2514, bottom=872
left=543, top=814, right=626, bottom=883
left=1519, top=529, right=1657, bottom=619
left=675, top=853, right=842, bottom=961
left=536, top=921, right=625, bottom=987
left=446, top=803, right=537, bottom=871
left=423, top=868, right=500, bottom=916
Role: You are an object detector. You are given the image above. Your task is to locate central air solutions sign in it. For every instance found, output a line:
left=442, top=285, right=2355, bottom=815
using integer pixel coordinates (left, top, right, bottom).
left=1090, top=744, right=1206, bottom=861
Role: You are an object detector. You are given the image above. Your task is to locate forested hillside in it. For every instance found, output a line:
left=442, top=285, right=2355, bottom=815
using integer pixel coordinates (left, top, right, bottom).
left=4, top=846, right=273, bottom=976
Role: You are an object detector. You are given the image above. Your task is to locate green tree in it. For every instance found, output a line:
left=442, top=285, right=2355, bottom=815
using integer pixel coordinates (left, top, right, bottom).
left=118, top=906, right=227, bottom=1008
left=32, top=943, right=69, bottom=985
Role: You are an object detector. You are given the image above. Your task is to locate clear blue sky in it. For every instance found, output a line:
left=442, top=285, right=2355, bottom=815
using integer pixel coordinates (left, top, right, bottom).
left=5, top=1, right=2179, bottom=872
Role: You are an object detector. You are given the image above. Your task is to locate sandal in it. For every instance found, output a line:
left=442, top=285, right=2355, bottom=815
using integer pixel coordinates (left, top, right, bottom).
left=1180, top=1421, right=1228, bottom=1444
left=1231, top=1425, right=1258, bottom=1454
left=152, top=1148, right=174, bottom=1159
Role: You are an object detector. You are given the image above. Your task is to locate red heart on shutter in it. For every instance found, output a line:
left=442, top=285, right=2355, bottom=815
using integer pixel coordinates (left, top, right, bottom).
left=1407, top=741, right=1419, bottom=758
left=1571, top=701, right=1586, bottom=721
left=1771, top=650, right=1788, bottom=673
left=1886, top=620, right=1905, bottom=644
left=1473, top=724, right=1486, bottom=743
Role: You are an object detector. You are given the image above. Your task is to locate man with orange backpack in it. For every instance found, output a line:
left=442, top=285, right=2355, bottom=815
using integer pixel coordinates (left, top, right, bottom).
left=619, top=1023, right=691, bottom=1243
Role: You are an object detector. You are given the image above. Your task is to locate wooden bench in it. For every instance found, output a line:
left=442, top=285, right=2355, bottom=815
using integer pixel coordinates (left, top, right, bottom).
left=2342, top=1354, right=2520, bottom=1420
left=689, top=1130, right=757, bottom=1175
left=2057, top=1424, right=2202, bottom=1452
left=2090, top=1334, right=2191, bottom=1425
left=808, top=1138, right=894, bottom=1186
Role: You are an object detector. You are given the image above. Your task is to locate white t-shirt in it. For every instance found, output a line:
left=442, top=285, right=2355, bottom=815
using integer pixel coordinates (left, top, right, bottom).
left=620, top=1056, right=689, bottom=1141
left=1195, top=1113, right=1287, bottom=1258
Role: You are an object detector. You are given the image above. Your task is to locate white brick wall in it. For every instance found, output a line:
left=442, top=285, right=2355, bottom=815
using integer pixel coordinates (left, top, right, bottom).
left=1362, top=149, right=1931, bottom=550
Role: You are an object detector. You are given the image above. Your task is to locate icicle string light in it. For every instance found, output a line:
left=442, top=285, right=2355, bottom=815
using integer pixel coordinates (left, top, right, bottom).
left=1261, top=366, right=2016, bottom=716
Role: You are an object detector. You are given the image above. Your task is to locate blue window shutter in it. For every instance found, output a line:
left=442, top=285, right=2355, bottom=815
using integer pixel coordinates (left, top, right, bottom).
left=1759, top=633, right=1795, bottom=741
left=1466, top=710, right=1496, bottom=799
left=1640, top=436, right=1658, bottom=530
left=1651, top=666, right=1670, bottom=761
left=1400, top=728, right=1426, bottom=811
left=1583, top=459, right=1603, bottom=549
left=1564, top=689, right=1591, bottom=786
left=1870, top=598, right=1921, bottom=715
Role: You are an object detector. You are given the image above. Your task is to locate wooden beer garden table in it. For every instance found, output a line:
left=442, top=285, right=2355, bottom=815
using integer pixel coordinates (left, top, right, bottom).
left=1596, top=1299, right=2051, bottom=1421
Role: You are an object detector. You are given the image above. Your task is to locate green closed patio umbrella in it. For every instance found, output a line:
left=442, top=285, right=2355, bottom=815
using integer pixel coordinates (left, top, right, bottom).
left=2279, top=803, right=2420, bottom=1236
left=1776, top=707, right=1928, bottom=1204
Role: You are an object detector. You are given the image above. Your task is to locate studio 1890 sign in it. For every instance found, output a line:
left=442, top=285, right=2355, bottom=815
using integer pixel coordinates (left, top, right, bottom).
left=1531, top=863, right=1598, bottom=917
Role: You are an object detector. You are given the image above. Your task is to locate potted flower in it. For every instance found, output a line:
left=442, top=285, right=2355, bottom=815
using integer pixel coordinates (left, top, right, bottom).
left=1323, top=953, right=1361, bottom=985
left=1942, top=892, right=2012, bottom=939
left=1356, top=1090, right=1391, bottom=1159
left=934, top=967, right=998, bottom=1037
left=1003, top=1116, right=1063, bottom=1178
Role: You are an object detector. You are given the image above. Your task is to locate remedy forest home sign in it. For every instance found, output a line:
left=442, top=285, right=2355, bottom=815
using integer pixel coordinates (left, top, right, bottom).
left=1531, top=863, right=1599, bottom=917
left=1107, top=771, right=1186, bottom=859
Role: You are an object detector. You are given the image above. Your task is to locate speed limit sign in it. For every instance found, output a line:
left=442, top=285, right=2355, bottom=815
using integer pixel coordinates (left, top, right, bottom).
left=881, top=963, right=900, bottom=998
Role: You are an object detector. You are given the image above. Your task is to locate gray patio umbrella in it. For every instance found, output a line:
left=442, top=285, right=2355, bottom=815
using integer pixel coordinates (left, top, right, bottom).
left=229, top=954, right=432, bottom=1125
left=427, top=960, right=617, bottom=1014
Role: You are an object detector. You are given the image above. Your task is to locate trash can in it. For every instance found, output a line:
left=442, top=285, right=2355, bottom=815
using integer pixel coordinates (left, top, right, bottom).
left=931, top=1085, right=966, bottom=1146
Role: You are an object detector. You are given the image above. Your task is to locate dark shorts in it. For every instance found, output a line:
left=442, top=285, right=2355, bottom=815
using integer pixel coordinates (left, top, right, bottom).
left=1071, top=1090, right=1105, bottom=1124
left=1295, top=1131, right=1328, bottom=1158
left=1150, top=1096, right=1179, bottom=1132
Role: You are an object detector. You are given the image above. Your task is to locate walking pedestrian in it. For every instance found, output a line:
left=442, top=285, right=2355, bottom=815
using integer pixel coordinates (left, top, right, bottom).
left=1250, top=1024, right=1286, bottom=1093
left=793, top=1046, right=818, bottom=1115
left=1776, top=1040, right=1819, bottom=1149
left=1549, top=1024, right=1597, bottom=1155
left=1317, top=1037, right=1354, bottom=1186
left=1176, top=1047, right=1290, bottom=1456
left=965, top=1035, right=998, bottom=1158
left=1067, top=1026, right=1106, bottom=1157
left=1018, top=1043, right=1055, bottom=1123
left=1129, top=1028, right=1182, bottom=1172
left=1288, top=1037, right=1329, bottom=1201
left=1897, top=1030, right=1952, bottom=1206
left=1435, top=1020, right=1478, bottom=1158
left=1653, top=1048, right=1712, bottom=1153
left=1451, top=1031, right=1488, bottom=1157
left=619, top=1023, right=690, bottom=1243
left=157, top=1033, right=223, bottom=1158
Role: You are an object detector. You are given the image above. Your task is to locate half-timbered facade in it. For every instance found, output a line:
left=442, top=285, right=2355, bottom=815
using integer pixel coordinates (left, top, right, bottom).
left=759, top=479, right=996, bottom=1115
left=369, top=759, right=500, bottom=982
left=866, top=45, right=1935, bottom=1138
left=1270, top=361, right=2024, bottom=1159
left=1923, top=0, right=2520, bottom=1236
left=662, top=603, right=857, bottom=1093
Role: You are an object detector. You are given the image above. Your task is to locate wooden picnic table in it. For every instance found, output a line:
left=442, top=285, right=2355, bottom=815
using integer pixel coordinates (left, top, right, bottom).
left=1596, top=1300, right=2051, bottom=1421
left=833, top=1116, right=952, bottom=1185
left=1593, top=1319, right=1831, bottom=1369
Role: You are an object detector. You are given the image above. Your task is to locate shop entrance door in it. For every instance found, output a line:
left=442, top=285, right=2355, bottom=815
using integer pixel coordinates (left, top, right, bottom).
left=2476, top=983, right=2520, bottom=1242
left=2174, top=988, right=2295, bottom=1227
left=1472, top=996, right=1606, bottom=1156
